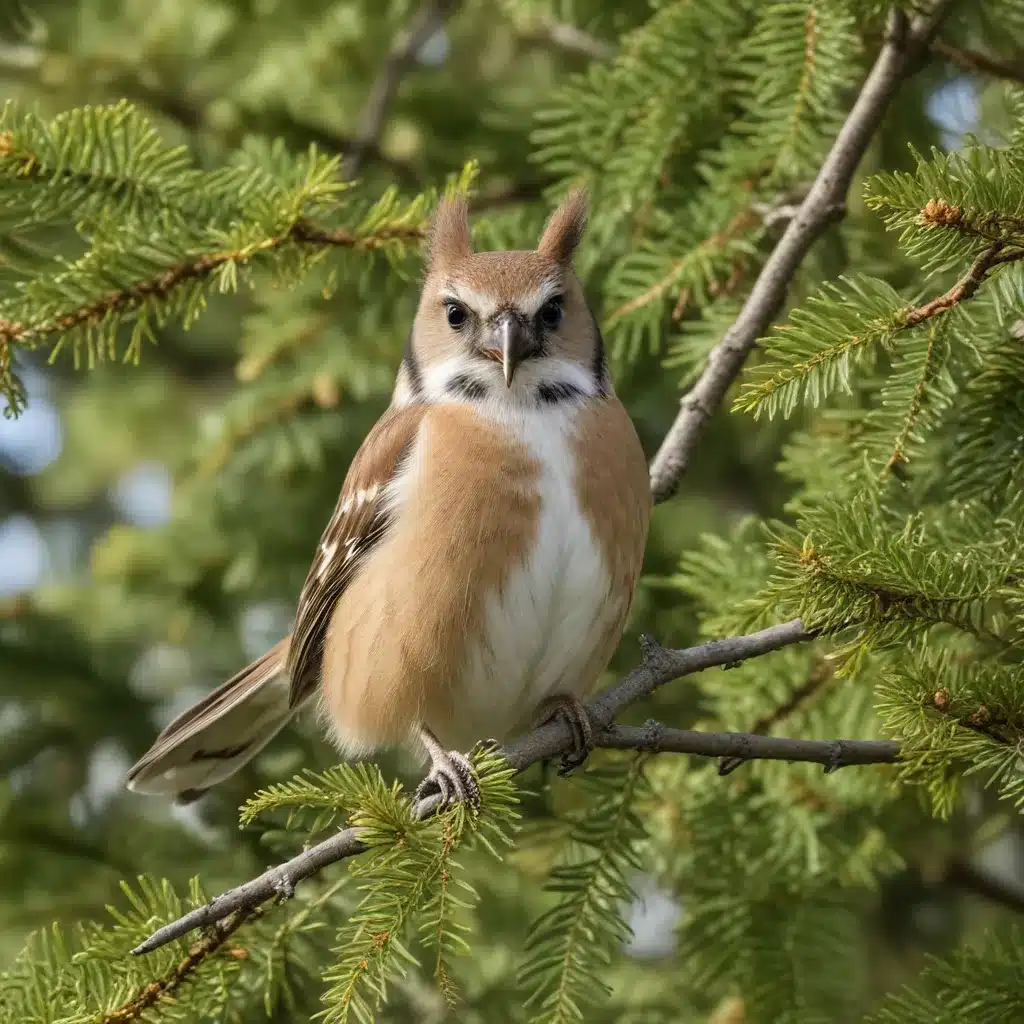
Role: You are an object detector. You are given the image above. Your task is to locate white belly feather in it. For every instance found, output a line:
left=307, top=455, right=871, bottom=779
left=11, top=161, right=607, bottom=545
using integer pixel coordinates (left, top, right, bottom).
left=452, top=406, right=621, bottom=745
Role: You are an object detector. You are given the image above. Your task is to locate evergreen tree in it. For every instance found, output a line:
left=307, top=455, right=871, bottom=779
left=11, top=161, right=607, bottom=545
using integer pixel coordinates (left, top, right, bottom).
left=2, top=1, right=1024, bottom=1021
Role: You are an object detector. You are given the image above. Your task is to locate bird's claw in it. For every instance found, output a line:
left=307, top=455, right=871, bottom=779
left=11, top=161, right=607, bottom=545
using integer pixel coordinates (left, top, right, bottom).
left=537, top=695, right=594, bottom=776
left=415, top=747, right=481, bottom=810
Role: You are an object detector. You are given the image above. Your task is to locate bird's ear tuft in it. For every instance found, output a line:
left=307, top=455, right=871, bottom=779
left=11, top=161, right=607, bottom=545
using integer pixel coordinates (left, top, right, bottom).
left=426, top=194, right=472, bottom=272
left=537, top=188, right=588, bottom=264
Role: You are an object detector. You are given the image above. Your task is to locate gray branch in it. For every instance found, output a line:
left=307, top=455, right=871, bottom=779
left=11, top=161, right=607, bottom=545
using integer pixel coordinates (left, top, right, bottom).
left=600, top=723, right=899, bottom=769
left=132, top=619, right=866, bottom=956
left=342, top=0, right=457, bottom=179
left=648, top=3, right=956, bottom=504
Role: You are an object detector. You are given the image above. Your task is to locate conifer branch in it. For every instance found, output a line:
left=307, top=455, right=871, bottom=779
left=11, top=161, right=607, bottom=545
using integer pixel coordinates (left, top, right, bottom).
left=0, top=219, right=424, bottom=349
left=342, top=0, right=458, bottom=179
left=648, top=3, right=956, bottom=504
left=930, top=687, right=1023, bottom=747
left=902, top=242, right=1024, bottom=328
left=129, top=618, right=908, bottom=957
left=607, top=209, right=761, bottom=325
left=104, top=908, right=255, bottom=1022
left=883, top=323, right=942, bottom=474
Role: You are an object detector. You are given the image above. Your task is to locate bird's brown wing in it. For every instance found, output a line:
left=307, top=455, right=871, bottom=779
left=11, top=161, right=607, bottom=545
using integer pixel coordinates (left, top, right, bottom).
left=125, top=637, right=292, bottom=800
left=285, top=403, right=427, bottom=708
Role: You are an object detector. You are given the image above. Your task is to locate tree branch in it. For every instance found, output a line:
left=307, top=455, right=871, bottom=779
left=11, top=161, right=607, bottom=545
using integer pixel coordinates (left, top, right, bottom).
left=902, top=241, right=1024, bottom=327
left=131, top=618, right=891, bottom=956
left=0, top=219, right=424, bottom=348
left=342, top=0, right=459, bottom=180
left=930, top=39, right=1024, bottom=85
left=648, top=3, right=956, bottom=504
left=106, top=909, right=255, bottom=1022
left=597, top=723, right=898, bottom=769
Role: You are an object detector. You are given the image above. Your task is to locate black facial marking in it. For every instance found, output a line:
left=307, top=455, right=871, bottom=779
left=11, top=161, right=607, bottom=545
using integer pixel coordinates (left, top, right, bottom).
left=537, top=381, right=586, bottom=406
left=590, top=314, right=609, bottom=397
left=401, top=330, right=423, bottom=396
left=446, top=373, right=489, bottom=401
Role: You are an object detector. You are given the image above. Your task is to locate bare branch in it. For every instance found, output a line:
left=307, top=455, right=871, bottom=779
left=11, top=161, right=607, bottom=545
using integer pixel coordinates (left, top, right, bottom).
left=107, top=909, right=255, bottom=1022
left=930, top=39, right=1024, bottom=85
left=648, top=3, right=956, bottom=504
left=342, top=0, right=458, bottom=179
left=131, top=619, right=843, bottom=956
left=599, top=723, right=898, bottom=770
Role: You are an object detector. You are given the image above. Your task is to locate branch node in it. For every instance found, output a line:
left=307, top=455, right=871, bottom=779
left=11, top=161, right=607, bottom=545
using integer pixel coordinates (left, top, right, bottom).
left=638, top=633, right=666, bottom=664
left=823, top=739, right=845, bottom=774
left=641, top=718, right=666, bottom=753
left=271, top=869, right=294, bottom=902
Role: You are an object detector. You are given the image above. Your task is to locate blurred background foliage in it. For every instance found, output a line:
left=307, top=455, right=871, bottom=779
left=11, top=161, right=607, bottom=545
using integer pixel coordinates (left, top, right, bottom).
left=1, top=0, right=1024, bottom=1021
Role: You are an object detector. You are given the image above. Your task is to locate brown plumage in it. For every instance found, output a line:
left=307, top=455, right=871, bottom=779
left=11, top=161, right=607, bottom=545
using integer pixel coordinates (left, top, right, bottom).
left=126, top=189, right=650, bottom=807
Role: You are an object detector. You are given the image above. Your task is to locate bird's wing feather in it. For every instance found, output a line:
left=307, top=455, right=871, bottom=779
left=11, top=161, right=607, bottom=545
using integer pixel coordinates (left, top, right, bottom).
left=286, top=403, right=427, bottom=707
left=125, top=403, right=426, bottom=801
left=125, top=637, right=291, bottom=799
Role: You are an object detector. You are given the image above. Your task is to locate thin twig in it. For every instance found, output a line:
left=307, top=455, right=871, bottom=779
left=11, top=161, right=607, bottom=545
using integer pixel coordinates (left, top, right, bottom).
left=599, top=723, right=899, bottom=769
left=132, top=620, right=819, bottom=955
left=902, top=242, right=1024, bottom=327
left=930, top=39, right=1024, bottom=85
left=648, top=3, right=956, bottom=504
left=342, top=0, right=458, bottom=179
left=717, top=656, right=836, bottom=774
left=105, top=909, right=254, bottom=1022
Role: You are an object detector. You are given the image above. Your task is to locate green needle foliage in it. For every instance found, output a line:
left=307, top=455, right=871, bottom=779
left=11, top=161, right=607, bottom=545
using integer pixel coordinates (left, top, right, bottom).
left=6, top=1, right=1024, bottom=1022
left=518, top=756, right=649, bottom=1024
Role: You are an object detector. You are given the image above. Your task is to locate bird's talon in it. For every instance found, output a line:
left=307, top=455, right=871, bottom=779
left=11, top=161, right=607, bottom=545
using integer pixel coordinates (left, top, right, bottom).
left=536, top=695, right=594, bottom=776
left=557, top=747, right=589, bottom=777
left=415, top=747, right=481, bottom=810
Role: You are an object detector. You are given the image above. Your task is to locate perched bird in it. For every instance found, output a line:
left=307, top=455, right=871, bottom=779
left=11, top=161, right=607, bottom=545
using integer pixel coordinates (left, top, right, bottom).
left=126, top=190, right=651, bottom=807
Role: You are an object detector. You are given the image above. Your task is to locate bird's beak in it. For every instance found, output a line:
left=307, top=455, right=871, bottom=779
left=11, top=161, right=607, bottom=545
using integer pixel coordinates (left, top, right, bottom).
left=493, top=312, right=531, bottom=387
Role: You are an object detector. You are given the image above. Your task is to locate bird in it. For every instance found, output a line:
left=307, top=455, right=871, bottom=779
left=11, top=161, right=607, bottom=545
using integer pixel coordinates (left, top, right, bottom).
left=125, top=189, right=651, bottom=809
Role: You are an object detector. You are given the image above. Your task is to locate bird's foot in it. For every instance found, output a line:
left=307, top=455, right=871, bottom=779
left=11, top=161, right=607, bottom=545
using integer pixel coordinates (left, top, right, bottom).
left=535, top=694, right=594, bottom=776
left=415, top=728, right=481, bottom=810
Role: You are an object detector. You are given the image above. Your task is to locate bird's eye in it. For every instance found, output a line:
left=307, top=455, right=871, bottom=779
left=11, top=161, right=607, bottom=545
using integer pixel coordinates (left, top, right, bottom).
left=539, top=298, right=564, bottom=330
left=446, top=302, right=468, bottom=329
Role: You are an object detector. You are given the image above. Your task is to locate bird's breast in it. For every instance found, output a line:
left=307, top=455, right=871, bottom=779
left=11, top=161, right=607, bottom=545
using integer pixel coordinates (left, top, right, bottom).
left=433, top=401, right=624, bottom=748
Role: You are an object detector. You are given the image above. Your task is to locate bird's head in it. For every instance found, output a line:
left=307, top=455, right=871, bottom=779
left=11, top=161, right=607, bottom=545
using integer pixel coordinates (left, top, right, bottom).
left=395, top=189, right=607, bottom=407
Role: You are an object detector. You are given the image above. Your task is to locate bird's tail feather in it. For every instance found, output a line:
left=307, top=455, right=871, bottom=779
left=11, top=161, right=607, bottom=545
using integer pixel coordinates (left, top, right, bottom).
left=125, top=637, right=297, bottom=804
